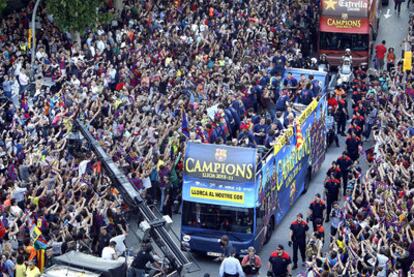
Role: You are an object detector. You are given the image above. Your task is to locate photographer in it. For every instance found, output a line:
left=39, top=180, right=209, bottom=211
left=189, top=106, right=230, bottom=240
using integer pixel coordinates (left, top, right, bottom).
left=129, top=241, right=161, bottom=277
left=215, top=235, right=234, bottom=262
left=241, top=247, right=262, bottom=277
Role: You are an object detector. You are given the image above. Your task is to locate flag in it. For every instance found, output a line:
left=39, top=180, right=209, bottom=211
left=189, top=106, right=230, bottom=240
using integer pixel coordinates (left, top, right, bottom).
left=37, top=249, right=46, bottom=272
left=34, top=237, right=48, bottom=250
left=295, top=120, right=303, bottom=149
left=30, top=225, right=48, bottom=250
left=28, top=29, right=32, bottom=49
left=403, top=51, right=412, bottom=72
left=181, top=111, right=189, bottom=137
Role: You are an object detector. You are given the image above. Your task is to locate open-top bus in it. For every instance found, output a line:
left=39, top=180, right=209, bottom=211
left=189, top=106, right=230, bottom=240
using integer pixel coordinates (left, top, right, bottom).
left=180, top=69, right=328, bottom=256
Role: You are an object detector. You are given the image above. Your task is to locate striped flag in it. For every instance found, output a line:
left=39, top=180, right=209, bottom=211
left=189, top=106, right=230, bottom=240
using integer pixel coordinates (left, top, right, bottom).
left=181, top=111, right=190, bottom=138
left=295, top=120, right=303, bottom=149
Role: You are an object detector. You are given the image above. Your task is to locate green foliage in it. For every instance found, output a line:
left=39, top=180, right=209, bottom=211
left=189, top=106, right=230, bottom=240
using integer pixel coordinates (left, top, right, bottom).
left=0, top=0, right=7, bottom=14
left=45, top=0, right=111, bottom=34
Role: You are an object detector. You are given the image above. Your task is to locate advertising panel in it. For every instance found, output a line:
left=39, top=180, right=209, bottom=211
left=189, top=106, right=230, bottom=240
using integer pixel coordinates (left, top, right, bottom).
left=321, top=0, right=369, bottom=17
left=319, top=16, right=369, bottom=33
left=183, top=143, right=257, bottom=208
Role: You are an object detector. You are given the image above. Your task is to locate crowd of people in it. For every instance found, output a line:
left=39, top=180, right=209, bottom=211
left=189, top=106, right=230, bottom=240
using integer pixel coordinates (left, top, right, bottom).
left=219, top=12, right=414, bottom=277
left=264, top=39, right=414, bottom=277
left=1, top=0, right=414, bottom=276
left=0, top=0, right=325, bottom=275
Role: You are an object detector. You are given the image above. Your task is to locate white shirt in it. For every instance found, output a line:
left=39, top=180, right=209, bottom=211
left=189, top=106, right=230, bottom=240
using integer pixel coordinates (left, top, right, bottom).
left=376, top=253, right=389, bottom=277
left=36, top=50, right=46, bottom=60
left=12, top=186, right=27, bottom=202
left=96, top=40, right=105, bottom=55
left=78, top=160, right=91, bottom=177
left=101, top=246, right=116, bottom=260
left=10, top=205, right=23, bottom=217
left=19, top=73, right=29, bottom=86
left=219, top=256, right=245, bottom=277
left=110, top=234, right=126, bottom=255
left=89, top=46, right=96, bottom=57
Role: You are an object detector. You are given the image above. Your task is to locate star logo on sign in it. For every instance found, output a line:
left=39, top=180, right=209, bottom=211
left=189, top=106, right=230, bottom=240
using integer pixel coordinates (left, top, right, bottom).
left=324, top=0, right=337, bottom=10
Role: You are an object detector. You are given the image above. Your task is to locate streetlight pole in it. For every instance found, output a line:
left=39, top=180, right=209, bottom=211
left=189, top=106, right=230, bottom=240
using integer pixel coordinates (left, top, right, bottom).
left=30, top=0, right=41, bottom=79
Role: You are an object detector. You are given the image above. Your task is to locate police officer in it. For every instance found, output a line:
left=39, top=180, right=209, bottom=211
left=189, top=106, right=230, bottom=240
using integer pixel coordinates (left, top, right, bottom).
left=308, top=193, right=326, bottom=231
left=346, top=131, right=361, bottom=161
left=268, top=244, right=292, bottom=277
left=289, top=213, right=309, bottom=270
left=336, top=151, right=353, bottom=195
left=335, top=95, right=348, bottom=136
left=324, top=172, right=341, bottom=222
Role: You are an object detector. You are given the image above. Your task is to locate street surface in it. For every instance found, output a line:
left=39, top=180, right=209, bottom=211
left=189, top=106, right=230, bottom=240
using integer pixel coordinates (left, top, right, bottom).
left=125, top=3, right=412, bottom=276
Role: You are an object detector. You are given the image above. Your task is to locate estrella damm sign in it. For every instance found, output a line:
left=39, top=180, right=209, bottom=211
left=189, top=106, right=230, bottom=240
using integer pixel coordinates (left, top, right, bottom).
left=190, top=187, right=245, bottom=204
left=322, top=0, right=369, bottom=17
left=184, top=143, right=256, bottom=183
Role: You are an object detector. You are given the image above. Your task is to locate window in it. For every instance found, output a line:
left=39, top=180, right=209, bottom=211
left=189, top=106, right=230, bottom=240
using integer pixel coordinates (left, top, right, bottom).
left=182, top=201, right=254, bottom=234
left=320, top=32, right=369, bottom=51
left=256, top=204, right=265, bottom=231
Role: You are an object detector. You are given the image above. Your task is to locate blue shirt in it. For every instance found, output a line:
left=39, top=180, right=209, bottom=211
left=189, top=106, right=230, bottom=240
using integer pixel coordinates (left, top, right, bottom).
left=253, top=124, right=268, bottom=145
left=300, top=89, right=313, bottom=105
left=238, top=131, right=256, bottom=148
left=4, top=259, right=14, bottom=277
left=275, top=95, right=289, bottom=111
left=2, top=80, right=13, bottom=93
left=283, top=77, right=298, bottom=88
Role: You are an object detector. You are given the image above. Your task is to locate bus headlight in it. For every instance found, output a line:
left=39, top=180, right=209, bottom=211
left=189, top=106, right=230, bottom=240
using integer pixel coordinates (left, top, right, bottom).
left=182, top=235, right=191, bottom=242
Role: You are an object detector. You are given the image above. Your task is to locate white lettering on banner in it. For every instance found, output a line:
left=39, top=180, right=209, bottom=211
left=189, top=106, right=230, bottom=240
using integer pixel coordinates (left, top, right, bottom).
left=338, top=0, right=368, bottom=11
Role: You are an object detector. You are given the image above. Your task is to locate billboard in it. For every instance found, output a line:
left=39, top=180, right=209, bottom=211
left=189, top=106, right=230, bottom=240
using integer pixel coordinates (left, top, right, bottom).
left=321, top=0, right=369, bottom=17
left=320, top=16, right=369, bottom=34
left=183, top=143, right=257, bottom=208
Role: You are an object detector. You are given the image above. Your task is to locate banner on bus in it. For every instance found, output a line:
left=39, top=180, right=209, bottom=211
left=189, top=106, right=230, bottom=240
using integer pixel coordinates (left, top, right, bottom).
left=319, top=16, right=369, bottom=34
left=183, top=143, right=257, bottom=208
left=184, top=143, right=256, bottom=183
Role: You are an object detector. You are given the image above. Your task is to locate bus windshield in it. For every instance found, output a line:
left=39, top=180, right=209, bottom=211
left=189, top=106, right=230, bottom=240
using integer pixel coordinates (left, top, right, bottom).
left=182, top=201, right=254, bottom=234
left=320, top=32, right=369, bottom=51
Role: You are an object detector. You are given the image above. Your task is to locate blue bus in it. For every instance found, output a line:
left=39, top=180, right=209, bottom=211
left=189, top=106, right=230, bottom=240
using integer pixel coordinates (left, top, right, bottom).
left=180, top=68, right=328, bottom=256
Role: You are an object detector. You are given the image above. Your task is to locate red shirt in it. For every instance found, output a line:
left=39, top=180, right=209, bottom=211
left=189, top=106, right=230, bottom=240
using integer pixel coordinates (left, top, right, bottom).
left=375, top=44, right=387, bottom=59
left=327, top=97, right=338, bottom=110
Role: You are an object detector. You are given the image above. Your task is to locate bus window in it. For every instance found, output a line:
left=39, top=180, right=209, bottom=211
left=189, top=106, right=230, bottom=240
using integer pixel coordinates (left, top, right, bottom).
left=182, top=201, right=254, bottom=234
left=256, top=205, right=265, bottom=231
left=320, top=32, right=369, bottom=51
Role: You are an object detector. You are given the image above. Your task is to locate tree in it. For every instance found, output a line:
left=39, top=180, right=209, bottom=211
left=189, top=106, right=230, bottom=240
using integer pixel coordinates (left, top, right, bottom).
left=0, top=0, right=7, bottom=14
left=45, top=0, right=108, bottom=44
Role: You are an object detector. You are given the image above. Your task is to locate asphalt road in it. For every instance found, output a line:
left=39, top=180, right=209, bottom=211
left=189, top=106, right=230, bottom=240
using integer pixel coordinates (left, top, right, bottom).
left=170, top=3, right=412, bottom=277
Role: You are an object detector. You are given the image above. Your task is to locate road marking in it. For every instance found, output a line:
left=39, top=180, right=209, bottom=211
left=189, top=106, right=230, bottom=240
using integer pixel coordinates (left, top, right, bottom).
left=384, top=9, right=392, bottom=19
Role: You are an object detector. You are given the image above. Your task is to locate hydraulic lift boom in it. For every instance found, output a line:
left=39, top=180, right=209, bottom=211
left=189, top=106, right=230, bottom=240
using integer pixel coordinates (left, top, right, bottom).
left=74, top=119, right=191, bottom=275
